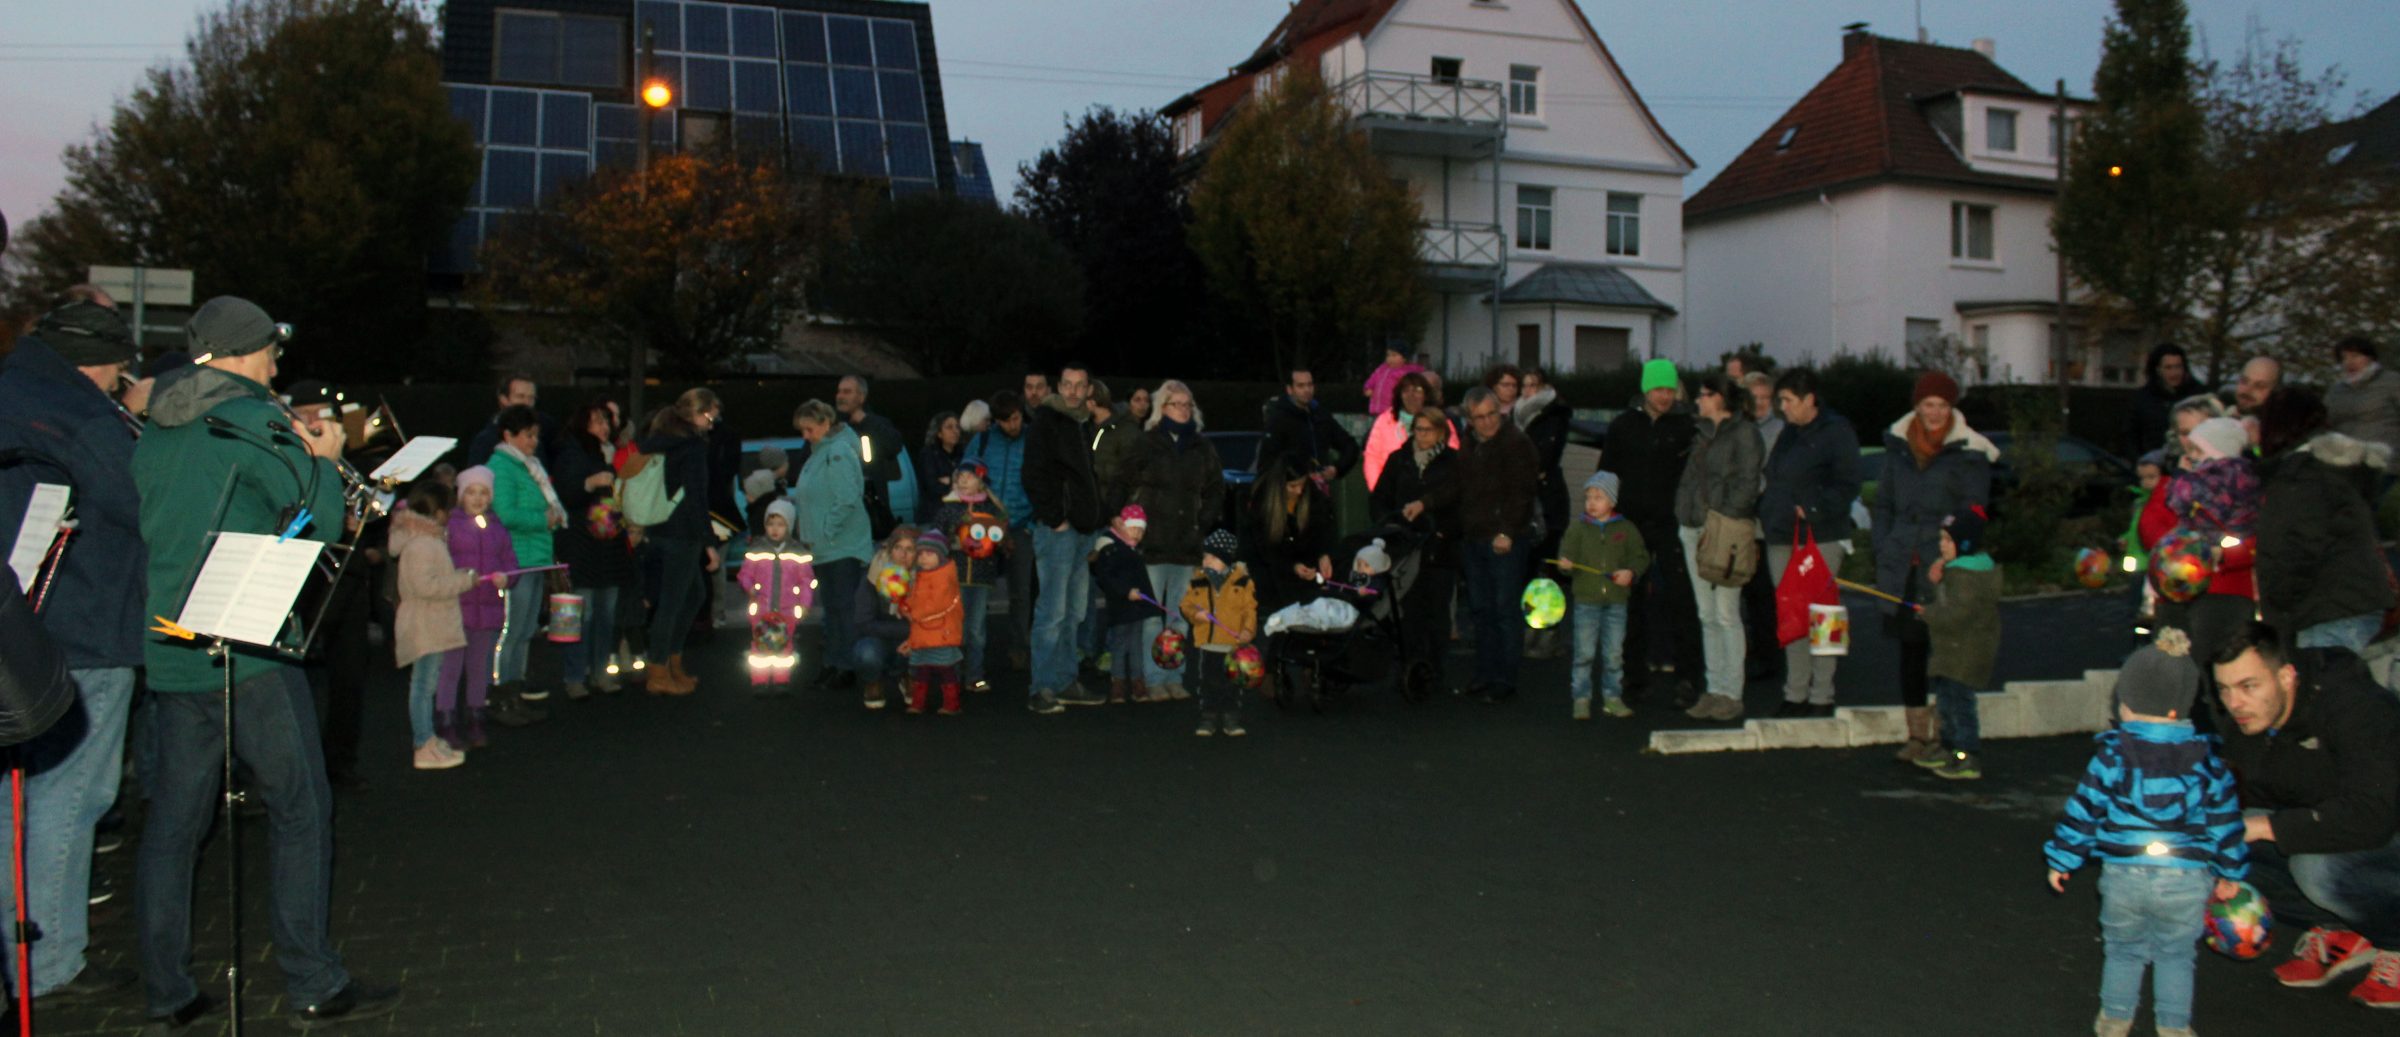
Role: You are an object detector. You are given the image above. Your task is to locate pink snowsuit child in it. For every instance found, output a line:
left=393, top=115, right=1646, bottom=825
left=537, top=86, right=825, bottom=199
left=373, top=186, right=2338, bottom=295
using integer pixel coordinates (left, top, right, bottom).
left=738, top=500, right=816, bottom=689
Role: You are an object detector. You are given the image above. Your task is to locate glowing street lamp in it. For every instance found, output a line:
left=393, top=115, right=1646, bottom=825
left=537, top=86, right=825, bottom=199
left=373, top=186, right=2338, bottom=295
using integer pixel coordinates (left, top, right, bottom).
left=642, top=79, right=673, bottom=110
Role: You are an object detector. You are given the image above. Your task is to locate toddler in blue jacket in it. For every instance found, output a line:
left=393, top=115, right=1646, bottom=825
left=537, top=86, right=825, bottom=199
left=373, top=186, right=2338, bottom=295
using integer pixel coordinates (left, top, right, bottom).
left=2043, top=629, right=2248, bottom=1037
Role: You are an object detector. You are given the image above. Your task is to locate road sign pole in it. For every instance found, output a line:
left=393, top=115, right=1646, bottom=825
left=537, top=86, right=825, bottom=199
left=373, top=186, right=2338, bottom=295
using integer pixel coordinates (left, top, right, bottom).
left=131, top=267, right=148, bottom=350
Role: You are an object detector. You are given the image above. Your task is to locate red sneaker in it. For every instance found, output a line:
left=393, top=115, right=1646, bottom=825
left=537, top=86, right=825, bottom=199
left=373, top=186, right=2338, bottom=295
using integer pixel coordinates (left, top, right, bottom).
left=2351, top=951, right=2400, bottom=1009
left=2274, top=928, right=2375, bottom=988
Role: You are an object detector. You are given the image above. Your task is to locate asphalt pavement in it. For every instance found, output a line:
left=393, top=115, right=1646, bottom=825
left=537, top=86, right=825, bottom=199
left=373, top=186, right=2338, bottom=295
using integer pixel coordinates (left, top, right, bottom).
left=30, top=586, right=2379, bottom=1035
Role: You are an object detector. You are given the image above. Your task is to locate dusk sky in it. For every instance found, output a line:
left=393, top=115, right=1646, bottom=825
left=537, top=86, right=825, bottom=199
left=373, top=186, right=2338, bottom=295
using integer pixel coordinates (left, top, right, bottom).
left=3, top=0, right=2395, bottom=240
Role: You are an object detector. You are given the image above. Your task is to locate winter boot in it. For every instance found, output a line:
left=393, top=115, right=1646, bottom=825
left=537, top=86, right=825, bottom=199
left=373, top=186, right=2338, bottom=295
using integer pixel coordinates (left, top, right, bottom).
left=1897, top=707, right=1943, bottom=766
left=645, top=663, right=681, bottom=696
left=907, top=676, right=930, bottom=714
left=462, top=707, right=489, bottom=748
left=667, top=654, right=699, bottom=694
left=939, top=679, right=962, bottom=716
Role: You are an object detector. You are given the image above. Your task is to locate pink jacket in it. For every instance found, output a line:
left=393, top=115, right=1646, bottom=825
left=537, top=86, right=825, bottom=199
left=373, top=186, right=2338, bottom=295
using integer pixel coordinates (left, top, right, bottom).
left=1362, top=408, right=1459, bottom=492
left=738, top=538, right=816, bottom=617
left=1363, top=361, right=1425, bottom=416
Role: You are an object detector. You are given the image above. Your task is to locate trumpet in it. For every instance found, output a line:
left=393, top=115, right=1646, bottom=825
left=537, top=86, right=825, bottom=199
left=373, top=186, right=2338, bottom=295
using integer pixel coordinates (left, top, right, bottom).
left=270, top=398, right=392, bottom=522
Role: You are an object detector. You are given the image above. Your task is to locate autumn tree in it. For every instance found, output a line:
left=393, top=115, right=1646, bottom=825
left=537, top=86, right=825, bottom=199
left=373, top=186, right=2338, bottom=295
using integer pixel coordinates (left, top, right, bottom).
left=1188, top=70, right=1428, bottom=378
left=474, top=150, right=829, bottom=379
left=814, top=194, right=1086, bottom=377
left=0, top=0, right=476, bottom=381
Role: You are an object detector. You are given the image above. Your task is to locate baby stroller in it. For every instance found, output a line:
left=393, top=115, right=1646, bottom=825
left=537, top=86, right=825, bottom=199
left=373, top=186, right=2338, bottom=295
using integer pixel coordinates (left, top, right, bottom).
left=1262, top=528, right=1439, bottom=712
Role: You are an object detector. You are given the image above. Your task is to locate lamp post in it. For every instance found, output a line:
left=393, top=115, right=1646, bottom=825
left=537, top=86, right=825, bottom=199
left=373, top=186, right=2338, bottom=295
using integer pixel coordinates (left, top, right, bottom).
left=631, top=24, right=671, bottom=423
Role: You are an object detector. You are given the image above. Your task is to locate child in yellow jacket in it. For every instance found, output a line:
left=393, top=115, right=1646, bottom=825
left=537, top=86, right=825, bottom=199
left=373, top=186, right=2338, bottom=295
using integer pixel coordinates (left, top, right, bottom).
left=1180, top=529, right=1259, bottom=737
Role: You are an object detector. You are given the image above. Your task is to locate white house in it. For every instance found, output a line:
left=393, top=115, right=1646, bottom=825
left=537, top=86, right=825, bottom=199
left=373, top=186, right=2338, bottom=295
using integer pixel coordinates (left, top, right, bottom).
left=1163, top=0, right=1693, bottom=375
left=1684, top=30, right=2117, bottom=384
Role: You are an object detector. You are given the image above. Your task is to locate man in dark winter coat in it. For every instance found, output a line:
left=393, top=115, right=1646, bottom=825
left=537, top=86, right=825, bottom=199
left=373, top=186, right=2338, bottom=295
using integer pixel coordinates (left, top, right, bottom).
left=2209, top=623, right=2400, bottom=1006
left=0, top=300, right=145, bottom=1000
left=1259, top=368, right=1360, bottom=484
left=2252, top=389, right=2394, bottom=653
left=1760, top=368, right=1862, bottom=716
left=2124, top=343, right=2196, bottom=461
left=1407, top=387, right=1539, bottom=701
left=1600, top=359, right=1701, bottom=703
left=1023, top=364, right=1105, bottom=711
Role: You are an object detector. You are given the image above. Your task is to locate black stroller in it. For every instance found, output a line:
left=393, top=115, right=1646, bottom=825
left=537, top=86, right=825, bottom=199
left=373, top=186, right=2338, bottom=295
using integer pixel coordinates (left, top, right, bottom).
left=1264, top=527, right=1441, bottom=712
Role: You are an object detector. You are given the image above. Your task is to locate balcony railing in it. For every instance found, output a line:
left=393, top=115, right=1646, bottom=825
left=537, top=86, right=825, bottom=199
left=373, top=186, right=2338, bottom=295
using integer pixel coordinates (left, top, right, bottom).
left=1418, top=222, right=1504, bottom=270
left=1339, top=70, right=1506, bottom=126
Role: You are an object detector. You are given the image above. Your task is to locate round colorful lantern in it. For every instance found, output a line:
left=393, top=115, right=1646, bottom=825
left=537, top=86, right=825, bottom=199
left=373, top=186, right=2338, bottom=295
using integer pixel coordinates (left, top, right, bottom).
left=1151, top=627, right=1187, bottom=670
left=1226, top=645, right=1266, bottom=689
left=2073, top=547, right=2111, bottom=589
left=960, top=519, right=1005, bottom=559
left=873, top=560, right=913, bottom=603
left=1520, top=577, right=1567, bottom=630
left=2204, top=881, right=2274, bottom=960
left=585, top=499, right=622, bottom=541
left=2149, top=529, right=2221, bottom=603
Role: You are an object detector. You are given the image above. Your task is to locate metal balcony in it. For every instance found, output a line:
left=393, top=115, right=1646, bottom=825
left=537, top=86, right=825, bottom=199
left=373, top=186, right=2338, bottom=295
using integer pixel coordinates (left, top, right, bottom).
left=1338, top=71, right=1506, bottom=158
left=1419, top=222, right=1504, bottom=291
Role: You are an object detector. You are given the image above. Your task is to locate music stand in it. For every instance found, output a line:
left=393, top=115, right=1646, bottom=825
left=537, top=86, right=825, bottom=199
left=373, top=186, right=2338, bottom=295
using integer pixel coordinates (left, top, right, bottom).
left=167, top=529, right=327, bottom=1037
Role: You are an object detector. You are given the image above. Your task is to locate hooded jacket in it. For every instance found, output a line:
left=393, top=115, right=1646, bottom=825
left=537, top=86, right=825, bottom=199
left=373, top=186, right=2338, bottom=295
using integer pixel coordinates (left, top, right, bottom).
left=1871, top=413, right=1997, bottom=610
left=1674, top=412, right=1763, bottom=528
left=930, top=496, right=1011, bottom=587
left=388, top=508, right=477, bottom=669
left=797, top=424, right=873, bottom=565
left=964, top=425, right=1032, bottom=524
left=2124, top=345, right=2194, bottom=459
left=1760, top=410, right=1862, bottom=543
left=1089, top=531, right=1156, bottom=627
left=1181, top=564, right=1259, bottom=649
left=2214, top=649, right=2400, bottom=855
left=2043, top=720, right=2249, bottom=878
left=0, top=336, right=146, bottom=668
left=1559, top=514, right=1649, bottom=606
left=737, top=538, right=816, bottom=617
left=446, top=505, right=517, bottom=631
left=135, top=367, right=345, bottom=692
left=2325, top=363, right=2400, bottom=457
left=1127, top=421, right=1223, bottom=566
left=1599, top=403, right=1694, bottom=534
left=2256, top=432, right=2394, bottom=634
left=901, top=559, right=963, bottom=651
left=1025, top=393, right=1104, bottom=533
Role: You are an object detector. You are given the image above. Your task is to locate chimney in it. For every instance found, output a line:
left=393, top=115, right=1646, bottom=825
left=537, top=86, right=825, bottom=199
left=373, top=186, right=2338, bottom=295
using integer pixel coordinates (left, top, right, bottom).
left=1842, top=21, right=1872, bottom=60
left=1971, top=37, right=1996, bottom=59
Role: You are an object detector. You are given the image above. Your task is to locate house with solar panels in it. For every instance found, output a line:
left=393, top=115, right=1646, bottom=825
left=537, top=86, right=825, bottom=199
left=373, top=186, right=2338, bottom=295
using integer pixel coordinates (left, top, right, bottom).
left=435, top=0, right=975, bottom=276
left=1162, top=0, right=1693, bottom=375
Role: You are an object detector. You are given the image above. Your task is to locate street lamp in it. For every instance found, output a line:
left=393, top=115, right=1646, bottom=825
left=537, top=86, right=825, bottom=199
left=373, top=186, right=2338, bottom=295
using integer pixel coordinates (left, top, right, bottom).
left=631, top=23, right=671, bottom=423
left=642, top=79, right=673, bottom=110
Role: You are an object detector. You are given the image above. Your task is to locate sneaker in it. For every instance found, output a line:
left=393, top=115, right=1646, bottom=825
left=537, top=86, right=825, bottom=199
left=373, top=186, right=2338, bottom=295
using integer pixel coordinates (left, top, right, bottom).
left=1602, top=698, right=1634, bottom=718
left=1028, top=692, right=1065, bottom=715
left=1684, top=694, right=1722, bottom=720
left=520, top=685, right=552, bottom=702
left=2351, top=949, right=2400, bottom=1008
left=1095, top=650, right=1114, bottom=672
left=288, top=979, right=401, bottom=1030
left=2155, top=1028, right=2195, bottom=1037
left=1056, top=683, right=1107, bottom=707
left=969, top=679, right=991, bottom=694
left=1703, top=694, right=1747, bottom=721
left=87, top=883, right=114, bottom=906
left=1572, top=698, right=1592, bottom=721
left=1163, top=682, right=1191, bottom=700
left=564, top=681, right=591, bottom=701
left=2275, top=928, right=2375, bottom=988
left=1932, top=751, right=1982, bottom=780
left=863, top=684, right=888, bottom=710
left=1221, top=716, right=1247, bottom=737
left=2092, top=1015, right=2133, bottom=1037
left=1195, top=716, right=1215, bottom=737
left=94, top=832, right=125, bottom=855
left=412, top=740, right=463, bottom=770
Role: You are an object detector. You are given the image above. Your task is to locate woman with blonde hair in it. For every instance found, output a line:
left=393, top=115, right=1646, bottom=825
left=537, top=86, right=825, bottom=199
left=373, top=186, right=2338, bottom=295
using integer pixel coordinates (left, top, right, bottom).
left=1126, top=380, right=1224, bottom=699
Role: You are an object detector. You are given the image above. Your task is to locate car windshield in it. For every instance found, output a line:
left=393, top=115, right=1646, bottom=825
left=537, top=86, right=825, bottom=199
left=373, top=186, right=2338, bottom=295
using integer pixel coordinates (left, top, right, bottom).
left=1211, top=433, right=1260, bottom=473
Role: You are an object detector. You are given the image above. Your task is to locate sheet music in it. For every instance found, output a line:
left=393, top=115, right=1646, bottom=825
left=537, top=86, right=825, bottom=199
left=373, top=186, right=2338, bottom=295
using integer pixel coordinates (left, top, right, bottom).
left=175, top=532, right=324, bottom=646
left=367, top=436, right=458, bottom=483
left=7, top=483, right=71, bottom=589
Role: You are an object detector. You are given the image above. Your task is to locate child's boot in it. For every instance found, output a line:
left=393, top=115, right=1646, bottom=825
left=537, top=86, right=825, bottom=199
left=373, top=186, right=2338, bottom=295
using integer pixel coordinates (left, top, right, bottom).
left=463, top=707, right=488, bottom=749
left=906, top=676, right=929, bottom=714
left=863, top=679, right=888, bottom=710
left=1898, top=707, right=1942, bottom=766
left=1195, top=711, right=1216, bottom=737
left=939, top=678, right=962, bottom=716
left=1108, top=678, right=1128, bottom=704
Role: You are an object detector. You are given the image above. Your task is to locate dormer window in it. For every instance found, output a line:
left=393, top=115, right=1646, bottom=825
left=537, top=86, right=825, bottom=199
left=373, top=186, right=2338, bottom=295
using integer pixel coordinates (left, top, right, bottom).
left=1776, top=125, right=1799, bottom=150
left=1986, top=108, right=2018, bottom=153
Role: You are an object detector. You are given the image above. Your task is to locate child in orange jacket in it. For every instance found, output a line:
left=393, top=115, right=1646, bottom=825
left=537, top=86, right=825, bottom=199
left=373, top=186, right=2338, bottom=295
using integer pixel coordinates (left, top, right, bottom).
left=900, top=528, right=966, bottom=715
left=1180, top=529, right=1260, bottom=736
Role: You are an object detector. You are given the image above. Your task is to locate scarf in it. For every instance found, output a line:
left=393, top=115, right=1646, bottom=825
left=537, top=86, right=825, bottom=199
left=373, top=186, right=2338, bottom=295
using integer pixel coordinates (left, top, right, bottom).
left=1906, top=415, right=1951, bottom=470
left=496, top=441, right=566, bottom=519
left=1159, top=416, right=1198, bottom=452
left=1411, top=444, right=1438, bottom=470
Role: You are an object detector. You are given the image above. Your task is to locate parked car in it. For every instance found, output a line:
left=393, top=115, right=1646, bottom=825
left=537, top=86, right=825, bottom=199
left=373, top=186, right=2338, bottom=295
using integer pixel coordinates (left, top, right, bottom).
left=1205, top=430, right=1263, bottom=532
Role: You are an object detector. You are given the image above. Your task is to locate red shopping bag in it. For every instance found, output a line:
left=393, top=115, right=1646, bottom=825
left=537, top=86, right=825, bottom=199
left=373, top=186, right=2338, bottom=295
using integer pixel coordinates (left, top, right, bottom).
left=1775, top=527, right=1840, bottom=646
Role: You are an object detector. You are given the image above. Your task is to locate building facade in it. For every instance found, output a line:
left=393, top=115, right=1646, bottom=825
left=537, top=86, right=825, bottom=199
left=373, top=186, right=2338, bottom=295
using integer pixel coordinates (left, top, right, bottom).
left=1684, top=30, right=2111, bottom=384
left=1164, top=0, right=1692, bottom=376
left=436, top=0, right=966, bottom=274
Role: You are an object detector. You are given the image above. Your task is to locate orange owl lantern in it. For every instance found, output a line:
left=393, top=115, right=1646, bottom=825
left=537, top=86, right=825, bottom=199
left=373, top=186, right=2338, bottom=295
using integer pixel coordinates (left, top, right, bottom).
left=959, top=518, right=1005, bottom=559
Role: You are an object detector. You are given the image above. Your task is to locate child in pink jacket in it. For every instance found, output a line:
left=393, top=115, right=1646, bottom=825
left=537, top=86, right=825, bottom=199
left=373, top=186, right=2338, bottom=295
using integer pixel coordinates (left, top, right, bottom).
left=738, top=500, right=815, bottom=691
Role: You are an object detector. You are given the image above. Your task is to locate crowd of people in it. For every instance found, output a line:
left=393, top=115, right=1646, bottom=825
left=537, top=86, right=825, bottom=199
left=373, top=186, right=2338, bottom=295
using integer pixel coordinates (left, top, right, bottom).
left=0, top=279, right=2395, bottom=1029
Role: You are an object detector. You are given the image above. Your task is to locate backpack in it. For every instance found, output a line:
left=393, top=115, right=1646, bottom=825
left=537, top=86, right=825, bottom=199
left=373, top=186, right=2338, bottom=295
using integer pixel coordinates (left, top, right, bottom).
left=618, top=450, right=683, bottom=527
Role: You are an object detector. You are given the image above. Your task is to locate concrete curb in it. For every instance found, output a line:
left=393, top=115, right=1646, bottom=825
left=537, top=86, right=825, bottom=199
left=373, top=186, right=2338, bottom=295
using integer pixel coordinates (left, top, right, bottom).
left=1648, top=669, right=2119, bottom=754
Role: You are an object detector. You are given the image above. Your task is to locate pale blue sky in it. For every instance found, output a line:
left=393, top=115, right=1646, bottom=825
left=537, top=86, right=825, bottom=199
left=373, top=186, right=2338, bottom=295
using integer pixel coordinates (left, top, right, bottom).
left=3, top=0, right=2394, bottom=234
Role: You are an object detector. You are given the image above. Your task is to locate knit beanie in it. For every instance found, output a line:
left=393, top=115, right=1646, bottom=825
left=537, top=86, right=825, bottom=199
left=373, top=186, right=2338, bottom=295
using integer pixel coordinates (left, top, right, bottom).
left=742, top=467, right=780, bottom=502
left=1912, top=371, right=1961, bottom=406
left=764, top=499, right=795, bottom=529
left=1583, top=470, right=1621, bottom=507
left=1202, top=528, right=1240, bottom=562
left=916, top=527, right=950, bottom=555
left=2116, top=628, right=2200, bottom=718
left=2189, top=417, right=2248, bottom=461
left=1118, top=504, right=1147, bottom=529
left=35, top=301, right=136, bottom=367
left=758, top=445, right=789, bottom=471
left=1352, top=538, right=1392, bottom=576
left=1639, top=359, right=1680, bottom=394
left=456, top=465, right=496, bottom=491
left=1942, top=504, right=1988, bottom=555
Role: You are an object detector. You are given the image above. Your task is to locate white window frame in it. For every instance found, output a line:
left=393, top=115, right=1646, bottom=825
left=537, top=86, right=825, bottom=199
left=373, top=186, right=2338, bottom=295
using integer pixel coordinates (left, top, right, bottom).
left=1950, top=201, right=1996, bottom=262
left=1515, top=185, right=1554, bottom=252
left=1986, top=108, right=2018, bottom=153
left=1508, top=65, right=1540, bottom=117
left=1605, top=192, right=1641, bottom=257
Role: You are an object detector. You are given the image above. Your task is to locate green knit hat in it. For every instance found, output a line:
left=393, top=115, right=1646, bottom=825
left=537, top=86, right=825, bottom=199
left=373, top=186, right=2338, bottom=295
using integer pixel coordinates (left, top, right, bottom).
left=1640, top=359, right=1680, bottom=394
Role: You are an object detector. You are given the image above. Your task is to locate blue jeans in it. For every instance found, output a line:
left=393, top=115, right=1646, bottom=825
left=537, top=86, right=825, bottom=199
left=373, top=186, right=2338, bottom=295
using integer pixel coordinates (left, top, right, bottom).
left=561, top=584, right=621, bottom=686
left=2096, top=862, right=2210, bottom=1029
left=2296, top=612, right=2382, bottom=655
left=137, top=668, right=348, bottom=1016
left=646, top=536, right=706, bottom=662
left=1030, top=525, right=1093, bottom=694
left=408, top=658, right=444, bottom=747
left=496, top=577, right=544, bottom=684
left=2243, top=815, right=2400, bottom=946
left=1108, top=620, right=1146, bottom=680
left=0, top=667, right=134, bottom=994
left=1931, top=676, right=1982, bottom=752
left=1570, top=602, right=1628, bottom=702
left=1143, top=563, right=1194, bottom=689
left=851, top=636, right=903, bottom=679
left=960, top=583, right=991, bottom=683
left=814, top=557, right=864, bottom=675
left=1460, top=536, right=1528, bottom=691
